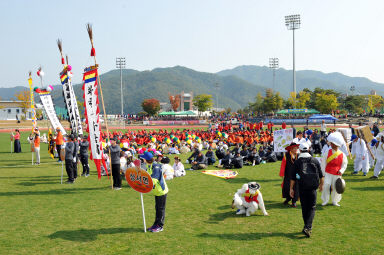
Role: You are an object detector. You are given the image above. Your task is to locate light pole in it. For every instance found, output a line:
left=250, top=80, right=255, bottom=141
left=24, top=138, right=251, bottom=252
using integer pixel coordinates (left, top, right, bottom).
left=116, top=57, right=126, bottom=117
left=269, top=58, right=279, bottom=90
left=285, top=14, right=301, bottom=108
left=215, top=82, right=220, bottom=112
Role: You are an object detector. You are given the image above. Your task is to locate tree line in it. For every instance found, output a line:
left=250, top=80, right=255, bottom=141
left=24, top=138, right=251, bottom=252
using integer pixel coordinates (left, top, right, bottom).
left=241, top=87, right=384, bottom=115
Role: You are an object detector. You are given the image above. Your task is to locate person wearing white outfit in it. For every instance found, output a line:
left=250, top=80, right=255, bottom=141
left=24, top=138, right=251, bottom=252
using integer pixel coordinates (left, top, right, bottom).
left=368, top=139, right=377, bottom=169
left=372, top=135, right=384, bottom=179
left=173, top=157, right=186, bottom=177
left=293, top=130, right=312, bottom=147
left=351, top=135, right=369, bottom=176
left=320, top=132, right=348, bottom=206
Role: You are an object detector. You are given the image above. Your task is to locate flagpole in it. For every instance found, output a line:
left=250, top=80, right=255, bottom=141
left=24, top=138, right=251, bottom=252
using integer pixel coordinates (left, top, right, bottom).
left=86, top=23, right=114, bottom=190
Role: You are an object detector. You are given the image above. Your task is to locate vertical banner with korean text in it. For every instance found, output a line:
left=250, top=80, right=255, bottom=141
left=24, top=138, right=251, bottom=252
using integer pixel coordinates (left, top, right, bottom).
left=39, top=92, right=66, bottom=134
left=60, top=70, right=83, bottom=135
left=82, top=66, right=107, bottom=178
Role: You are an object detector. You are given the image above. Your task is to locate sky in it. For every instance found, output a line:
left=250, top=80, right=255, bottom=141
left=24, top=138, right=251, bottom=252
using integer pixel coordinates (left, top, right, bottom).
left=1, top=0, right=384, bottom=88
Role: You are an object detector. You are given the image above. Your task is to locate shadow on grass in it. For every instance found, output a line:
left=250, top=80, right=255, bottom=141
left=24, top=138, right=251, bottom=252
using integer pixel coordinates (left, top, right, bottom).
left=0, top=176, right=59, bottom=179
left=198, top=231, right=305, bottom=240
left=48, top=227, right=142, bottom=242
left=352, top=186, right=384, bottom=191
left=225, top=177, right=278, bottom=184
left=0, top=187, right=106, bottom=197
left=17, top=181, right=61, bottom=186
left=206, top=211, right=238, bottom=224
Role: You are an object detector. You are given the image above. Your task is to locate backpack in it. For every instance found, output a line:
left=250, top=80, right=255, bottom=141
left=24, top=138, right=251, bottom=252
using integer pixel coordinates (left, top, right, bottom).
left=296, top=157, right=320, bottom=190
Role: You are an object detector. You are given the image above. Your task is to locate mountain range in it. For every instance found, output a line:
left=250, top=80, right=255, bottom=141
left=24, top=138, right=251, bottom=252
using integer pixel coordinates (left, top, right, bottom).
left=1, top=65, right=383, bottom=113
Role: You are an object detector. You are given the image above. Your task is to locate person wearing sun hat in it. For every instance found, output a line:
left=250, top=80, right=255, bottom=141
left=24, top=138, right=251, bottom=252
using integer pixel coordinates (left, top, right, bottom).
left=320, top=132, right=348, bottom=207
left=281, top=142, right=300, bottom=207
left=140, top=151, right=168, bottom=233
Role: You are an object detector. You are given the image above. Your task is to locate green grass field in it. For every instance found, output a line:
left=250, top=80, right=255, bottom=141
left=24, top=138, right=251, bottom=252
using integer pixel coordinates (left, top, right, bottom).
left=1, top=131, right=384, bottom=255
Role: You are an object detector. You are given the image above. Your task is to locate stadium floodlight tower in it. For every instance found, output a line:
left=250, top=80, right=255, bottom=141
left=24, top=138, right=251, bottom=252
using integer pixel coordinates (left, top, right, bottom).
left=285, top=14, right=301, bottom=107
left=269, top=58, right=279, bottom=90
left=116, top=57, right=126, bottom=116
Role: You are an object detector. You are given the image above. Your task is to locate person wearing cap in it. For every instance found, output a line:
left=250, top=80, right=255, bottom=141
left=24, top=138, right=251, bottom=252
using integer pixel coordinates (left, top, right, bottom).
left=282, top=143, right=300, bottom=207
left=351, top=134, right=369, bottom=176
left=290, top=142, right=324, bottom=237
left=320, top=132, right=348, bottom=206
left=65, top=135, right=75, bottom=183
left=140, top=151, right=168, bottom=233
left=372, top=134, right=384, bottom=179
left=80, top=135, right=90, bottom=177
left=108, top=138, right=122, bottom=190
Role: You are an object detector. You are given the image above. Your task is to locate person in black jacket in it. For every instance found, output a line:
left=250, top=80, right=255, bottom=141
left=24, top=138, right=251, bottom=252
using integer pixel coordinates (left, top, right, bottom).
left=220, top=150, right=234, bottom=168
left=282, top=143, right=299, bottom=207
left=290, top=143, right=324, bottom=238
left=231, top=143, right=241, bottom=155
left=191, top=151, right=207, bottom=170
left=311, top=129, right=322, bottom=155
left=205, top=147, right=216, bottom=165
left=187, top=148, right=200, bottom=163
left=248, top=147, right=261, bottom=166
left=263, top=147, right=277, bottom=162
left=73, top=135, right=79, bottom=180
left=65, top=135, right=75, bottom=184
left=232, top=153, right=243, bottom=169
left=80, top=135, right=90, bottom=177
left=108, top=137, right=122, bottom=190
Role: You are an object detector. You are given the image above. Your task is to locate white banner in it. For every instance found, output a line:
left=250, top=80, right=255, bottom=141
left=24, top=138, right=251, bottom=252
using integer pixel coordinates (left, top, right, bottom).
left=83, top=68, right=102, bottom=160
left=61, top=71, right=83, bottom=135
left=39, top=93, right=66, bottom=134
left=273, top=128, right=293, bottom=152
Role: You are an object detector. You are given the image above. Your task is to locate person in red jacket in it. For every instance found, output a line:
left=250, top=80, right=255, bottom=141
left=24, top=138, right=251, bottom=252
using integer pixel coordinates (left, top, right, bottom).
left=282, top=122, right=287, bottom=129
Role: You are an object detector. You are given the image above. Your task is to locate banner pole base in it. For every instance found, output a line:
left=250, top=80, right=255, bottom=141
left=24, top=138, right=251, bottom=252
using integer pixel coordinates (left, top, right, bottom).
left=61, top=162, right=64, bottom=184
left=140, top=193, right=147, bottom=233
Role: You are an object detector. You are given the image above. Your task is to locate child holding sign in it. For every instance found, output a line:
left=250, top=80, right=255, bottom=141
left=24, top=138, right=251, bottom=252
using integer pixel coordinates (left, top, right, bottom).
left=140, top=152, right=168, bottom=233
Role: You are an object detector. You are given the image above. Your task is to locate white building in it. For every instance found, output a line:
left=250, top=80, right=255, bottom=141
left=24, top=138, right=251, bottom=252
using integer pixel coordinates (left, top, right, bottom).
left=0, top=101, right=32, bottom=120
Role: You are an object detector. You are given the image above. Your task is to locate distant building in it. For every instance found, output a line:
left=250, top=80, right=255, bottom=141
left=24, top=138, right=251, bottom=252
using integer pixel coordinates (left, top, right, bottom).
left=370, top=90, right=377, bottom=96
left=0, top=101, right=32, bottom=120
left=159, top=102, right=171, bottom=112
left=180, top=91, right=193, bottom=111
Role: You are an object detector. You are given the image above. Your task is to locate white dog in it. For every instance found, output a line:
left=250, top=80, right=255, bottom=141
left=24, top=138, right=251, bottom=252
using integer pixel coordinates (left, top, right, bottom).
left=233, top=182, right=268, bottom=216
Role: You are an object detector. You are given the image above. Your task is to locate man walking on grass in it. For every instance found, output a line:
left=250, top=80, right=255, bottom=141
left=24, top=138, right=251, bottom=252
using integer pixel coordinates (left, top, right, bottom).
left=290, top=142, right=324, bottom=238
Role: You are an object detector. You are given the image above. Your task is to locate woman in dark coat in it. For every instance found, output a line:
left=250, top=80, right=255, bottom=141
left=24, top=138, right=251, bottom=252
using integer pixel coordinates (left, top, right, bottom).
left=12, top=129, right=22, bottom=153
left=281, top=143, right=299, bottom=207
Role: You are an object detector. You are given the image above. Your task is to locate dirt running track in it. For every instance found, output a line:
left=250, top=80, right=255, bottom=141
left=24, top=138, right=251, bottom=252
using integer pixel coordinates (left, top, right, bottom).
left=0, top=125, right=209, bottom=133
left=0, top=124, right=365, bottom=133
